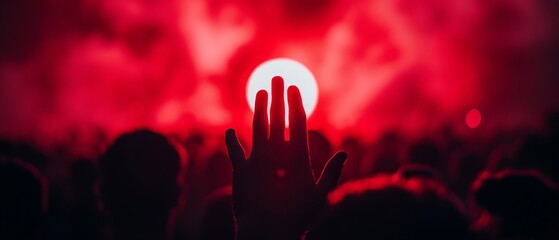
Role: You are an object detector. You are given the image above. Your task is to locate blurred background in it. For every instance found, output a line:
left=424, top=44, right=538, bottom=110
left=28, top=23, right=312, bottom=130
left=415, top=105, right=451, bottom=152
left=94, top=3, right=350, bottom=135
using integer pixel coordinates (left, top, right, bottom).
left=2, top=0, right=559, bottom=155
left=2, top=0, right=559, bottom=239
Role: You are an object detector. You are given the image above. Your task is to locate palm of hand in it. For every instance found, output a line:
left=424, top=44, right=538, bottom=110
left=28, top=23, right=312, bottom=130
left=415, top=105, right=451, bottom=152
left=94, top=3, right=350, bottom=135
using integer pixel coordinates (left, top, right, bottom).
left=226, top=77, right=347, bottom=238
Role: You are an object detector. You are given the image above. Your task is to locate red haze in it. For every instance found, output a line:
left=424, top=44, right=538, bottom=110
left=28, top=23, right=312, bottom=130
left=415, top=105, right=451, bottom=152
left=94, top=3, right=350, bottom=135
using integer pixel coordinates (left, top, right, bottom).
left=1, top=0, right=559, bottom=155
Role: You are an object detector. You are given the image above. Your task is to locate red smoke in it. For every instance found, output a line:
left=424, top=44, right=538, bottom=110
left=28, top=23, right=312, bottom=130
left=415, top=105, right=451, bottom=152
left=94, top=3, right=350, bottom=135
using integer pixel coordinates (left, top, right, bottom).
left=1, top=0, right=559, bottom=155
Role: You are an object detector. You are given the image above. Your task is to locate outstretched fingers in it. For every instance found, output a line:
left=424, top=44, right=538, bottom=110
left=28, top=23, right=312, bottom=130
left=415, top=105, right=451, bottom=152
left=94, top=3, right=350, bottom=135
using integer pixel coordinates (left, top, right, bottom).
left=270, top=76, right=285, bottom=143
left=226, top=129, right=246, bottom=169
left=317, top=151, right=348, bottom=194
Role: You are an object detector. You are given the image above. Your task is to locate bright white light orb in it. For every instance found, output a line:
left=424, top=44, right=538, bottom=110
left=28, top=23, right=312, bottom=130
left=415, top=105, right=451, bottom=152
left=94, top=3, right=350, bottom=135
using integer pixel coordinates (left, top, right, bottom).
left=246, top=58, right=318, bottom=122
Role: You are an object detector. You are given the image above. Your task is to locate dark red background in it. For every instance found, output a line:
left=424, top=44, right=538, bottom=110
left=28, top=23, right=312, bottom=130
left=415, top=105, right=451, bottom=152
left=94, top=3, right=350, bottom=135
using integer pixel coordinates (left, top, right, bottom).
left=2, top=0, right=559, bottom=157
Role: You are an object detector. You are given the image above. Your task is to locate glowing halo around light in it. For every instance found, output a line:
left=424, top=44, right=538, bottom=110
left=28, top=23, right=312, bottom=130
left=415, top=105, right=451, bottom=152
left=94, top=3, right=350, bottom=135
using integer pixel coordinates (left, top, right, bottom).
left=246, top=58, right=319, bottom=122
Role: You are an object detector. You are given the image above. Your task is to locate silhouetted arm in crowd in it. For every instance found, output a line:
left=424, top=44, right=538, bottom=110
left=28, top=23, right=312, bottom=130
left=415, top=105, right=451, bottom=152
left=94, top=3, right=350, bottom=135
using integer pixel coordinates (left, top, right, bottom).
left=225, top=76, right=348, bottom=239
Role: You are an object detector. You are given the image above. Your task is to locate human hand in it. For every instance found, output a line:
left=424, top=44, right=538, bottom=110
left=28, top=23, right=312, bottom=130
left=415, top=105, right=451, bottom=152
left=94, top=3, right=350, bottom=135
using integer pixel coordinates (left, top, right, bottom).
left=225, top=76, right=348, bottom=239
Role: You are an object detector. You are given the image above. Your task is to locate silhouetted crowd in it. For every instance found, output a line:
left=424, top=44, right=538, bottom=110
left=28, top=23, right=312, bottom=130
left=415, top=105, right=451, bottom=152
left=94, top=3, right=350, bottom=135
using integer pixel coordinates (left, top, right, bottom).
left=1, top=94, right=559, bottom=239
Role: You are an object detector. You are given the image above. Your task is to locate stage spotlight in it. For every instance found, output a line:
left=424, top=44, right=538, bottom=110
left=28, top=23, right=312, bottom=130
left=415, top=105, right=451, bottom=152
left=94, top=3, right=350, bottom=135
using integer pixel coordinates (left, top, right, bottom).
left=246, top=58, right=318, bottom=123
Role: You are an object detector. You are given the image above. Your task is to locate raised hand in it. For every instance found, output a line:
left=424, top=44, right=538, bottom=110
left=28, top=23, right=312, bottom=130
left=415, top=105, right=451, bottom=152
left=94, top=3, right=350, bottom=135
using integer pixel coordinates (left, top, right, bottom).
left=225, top=76, right=348, bottom=239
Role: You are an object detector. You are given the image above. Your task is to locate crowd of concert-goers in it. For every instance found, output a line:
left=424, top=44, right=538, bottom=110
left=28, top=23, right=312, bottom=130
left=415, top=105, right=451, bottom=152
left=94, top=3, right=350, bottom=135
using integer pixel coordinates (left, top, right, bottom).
left=1, top=82, right=559, bottom=240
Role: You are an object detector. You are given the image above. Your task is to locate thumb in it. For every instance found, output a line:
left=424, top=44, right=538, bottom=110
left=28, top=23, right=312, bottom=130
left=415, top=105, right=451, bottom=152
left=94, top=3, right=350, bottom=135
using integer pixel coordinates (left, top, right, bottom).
left=225, top=129, right=246, bottom=168
left=317, top=151, right=348, bottom=194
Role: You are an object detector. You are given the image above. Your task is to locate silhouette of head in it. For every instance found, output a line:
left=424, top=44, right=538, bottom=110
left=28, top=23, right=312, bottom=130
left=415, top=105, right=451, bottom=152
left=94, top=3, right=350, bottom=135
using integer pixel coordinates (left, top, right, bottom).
left=0, top=140, right=47, bottom=170
left=369, top=131, right=403, bottom=175
left=546, top=110, right=559, bottom=138
left=396, top=163, right=442, bottom=182
left=0, top=158, right=46, bottom=240
left=71, top=159, right=98, bottom=198
left=473, top=170, right=559, bottom=239
left=340, top=137, right=365, bottom=181
left=514, top=135, right=558, bottom=181
left=408, top=139, right=443, bottom=172
left=99, top=129, right=182, bottom=239
left=68, top=159, right=102, bottom=240
left=200, top=186, right=235, bottom=240
left=307, top=175, right=473, bottom=240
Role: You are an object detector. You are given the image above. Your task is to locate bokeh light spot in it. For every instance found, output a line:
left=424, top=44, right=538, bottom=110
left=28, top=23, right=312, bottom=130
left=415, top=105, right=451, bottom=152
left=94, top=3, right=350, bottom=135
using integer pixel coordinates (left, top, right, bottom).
left=246, top=58, right=318, bottom=123
left=276, top=169, right=286, bottom=177
left=466, top=108, right=482, bottom=129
